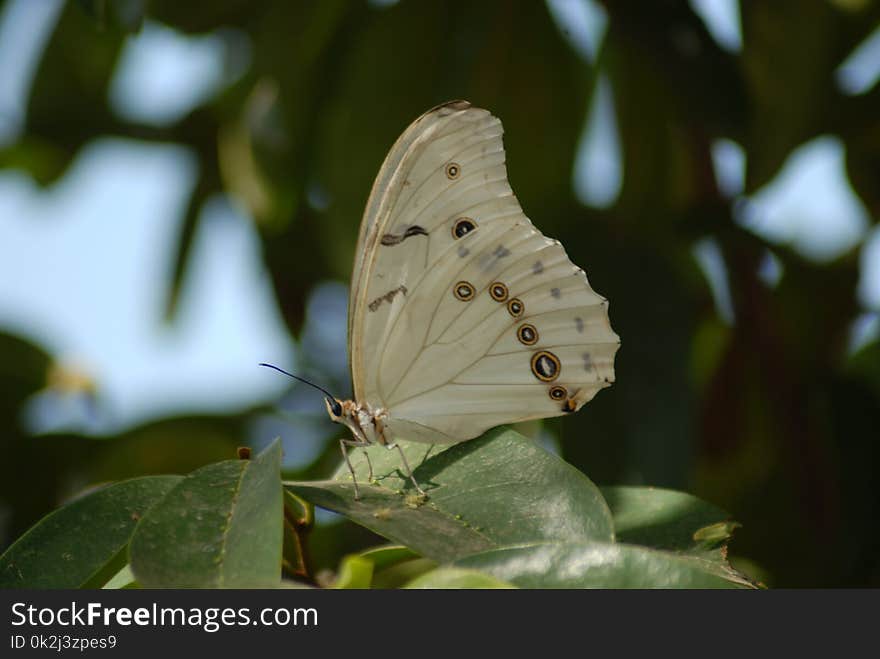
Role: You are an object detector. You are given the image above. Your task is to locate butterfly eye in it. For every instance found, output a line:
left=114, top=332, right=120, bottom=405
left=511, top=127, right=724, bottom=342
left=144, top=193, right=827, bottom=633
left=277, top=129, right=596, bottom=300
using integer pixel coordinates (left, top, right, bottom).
left=549, top=386, right=567, bottom=401
left=445, top=162, right=461, bottom=179
left=452, top=217, right=477, bottom=239
left=531, top=350, right=561, bottom=382
left=517, top=323, right=539, bottom=345
left=507, top=298, right=524, bottom=317
left=453, top=281, right=475, bottom=301
left=326, top=397, right=343, bottom=418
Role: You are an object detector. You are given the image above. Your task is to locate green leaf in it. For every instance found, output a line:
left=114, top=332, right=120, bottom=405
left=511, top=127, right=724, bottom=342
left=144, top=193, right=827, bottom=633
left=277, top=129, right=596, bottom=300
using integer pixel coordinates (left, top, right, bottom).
left=357, top=545, right=435, bottom=589
left=357, top=544, right=419, bottom=571
left=286, top=428, right=614, bottom=563
left=404, top=567, right=516, bottom=589
left=602, top=485, right=735, bottom=553
left=0, top=476, right=181, bottom=589
left=284, top=481, right=494, bottom=562
left=342, top=427, right=614, bottom=541
left=372, top=558, right=438, bottom=589
left=333, top=555, right=373, bottom=589
left=130, top=439, right=283, bottom=588
left=455, top=541, right=754, bottom=589
left=601, top=486, right=754, bottom=586
left=102, top=564, right=138, bottom=589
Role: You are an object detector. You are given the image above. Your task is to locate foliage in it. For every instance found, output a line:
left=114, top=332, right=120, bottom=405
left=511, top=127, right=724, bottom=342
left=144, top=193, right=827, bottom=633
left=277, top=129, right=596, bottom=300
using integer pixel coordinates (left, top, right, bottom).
left=1, top=0, right=879, bottom=587
left=1, top=432, right=755, bottom=588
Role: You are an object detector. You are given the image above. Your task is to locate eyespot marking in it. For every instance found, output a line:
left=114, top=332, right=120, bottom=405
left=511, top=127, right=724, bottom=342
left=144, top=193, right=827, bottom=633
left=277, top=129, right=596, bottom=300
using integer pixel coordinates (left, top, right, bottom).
left=457, top=246, right=470, bottom=258
left=453, top=281, right=475, bottom=301
left=531, top=351, right=561, bottom=382
left=574, top=317, right=584, bottom=333
left=550, top=287, right=561, bottom=299
left=490, top=282, right=509, bottom=302
left=507, top=298, right=524, bottom=317
left=517, top=323, right=538, bottom=345
left=452, top=217, right=477, bottom=239
left=445, top=162, right=461, bottom=179
left=493, top=245, right=511, bottom=258
left=582, top=353, right=593, bottom=372
left=532, top=261, right=544, bottom=275
left=549, top=385, right=567, bottom=401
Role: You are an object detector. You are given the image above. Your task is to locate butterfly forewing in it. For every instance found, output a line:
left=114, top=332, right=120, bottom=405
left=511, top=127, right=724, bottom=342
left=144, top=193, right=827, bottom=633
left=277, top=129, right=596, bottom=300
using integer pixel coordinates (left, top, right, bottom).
left=347, top=102, right=474, bottom=349
left=350, top=101, right=619, bottom=444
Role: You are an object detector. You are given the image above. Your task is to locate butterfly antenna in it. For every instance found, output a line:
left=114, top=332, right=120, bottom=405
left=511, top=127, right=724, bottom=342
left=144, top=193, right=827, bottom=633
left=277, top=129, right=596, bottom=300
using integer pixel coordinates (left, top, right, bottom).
left=259, top=363, right=338, bottom=400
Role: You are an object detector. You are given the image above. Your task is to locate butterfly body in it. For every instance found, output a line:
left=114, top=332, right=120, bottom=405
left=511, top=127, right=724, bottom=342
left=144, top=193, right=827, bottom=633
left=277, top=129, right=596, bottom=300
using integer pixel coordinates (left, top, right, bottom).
left=324, top=100, right=619, bottom=496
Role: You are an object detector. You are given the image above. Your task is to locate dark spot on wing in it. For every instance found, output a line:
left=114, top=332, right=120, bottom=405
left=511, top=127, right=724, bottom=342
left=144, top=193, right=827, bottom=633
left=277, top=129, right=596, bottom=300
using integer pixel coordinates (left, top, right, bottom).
left=368, top=285, right=408, bottom=312
left=582, top=353, right=593, bottom=371
left=380, top=225, right=428, bottom=246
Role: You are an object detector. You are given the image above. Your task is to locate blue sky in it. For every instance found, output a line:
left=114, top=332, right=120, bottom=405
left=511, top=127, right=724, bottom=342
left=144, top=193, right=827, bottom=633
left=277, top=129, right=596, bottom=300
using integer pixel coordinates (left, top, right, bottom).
left=0, top=0, right=878, bottom=441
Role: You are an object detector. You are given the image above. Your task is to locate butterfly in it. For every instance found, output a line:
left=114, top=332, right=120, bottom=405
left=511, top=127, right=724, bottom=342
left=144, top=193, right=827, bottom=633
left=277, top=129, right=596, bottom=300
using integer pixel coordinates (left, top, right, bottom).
left=269, top=101, right=619, bottom=499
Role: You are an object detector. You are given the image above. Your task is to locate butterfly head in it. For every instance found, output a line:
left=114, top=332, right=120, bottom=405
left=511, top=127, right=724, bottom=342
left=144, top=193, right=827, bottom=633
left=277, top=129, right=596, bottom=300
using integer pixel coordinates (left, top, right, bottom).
left=324, top=398, right=388, bottom=446
left=324, top=398, right=361, bottom=444
left=324, top=396, right=344, bottom=420
left=324, top=398, right=363, bottom=440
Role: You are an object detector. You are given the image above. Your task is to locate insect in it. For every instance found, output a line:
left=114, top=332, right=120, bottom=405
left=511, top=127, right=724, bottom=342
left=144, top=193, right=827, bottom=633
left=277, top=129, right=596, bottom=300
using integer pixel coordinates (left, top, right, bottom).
left=267, top=101, right=619, bottom=499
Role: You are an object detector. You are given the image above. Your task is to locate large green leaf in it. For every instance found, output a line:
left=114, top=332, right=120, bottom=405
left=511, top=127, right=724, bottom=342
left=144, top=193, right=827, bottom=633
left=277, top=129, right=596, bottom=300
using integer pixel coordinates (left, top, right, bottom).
left=286, top=427, right=613, bottom=563
left=130, top=439, right=283, bottom=588
left=0, top=476, right=181, bottom=589
left=455, top=541, right=754, bottom=589
left=285, top=480, right=495, bottom=562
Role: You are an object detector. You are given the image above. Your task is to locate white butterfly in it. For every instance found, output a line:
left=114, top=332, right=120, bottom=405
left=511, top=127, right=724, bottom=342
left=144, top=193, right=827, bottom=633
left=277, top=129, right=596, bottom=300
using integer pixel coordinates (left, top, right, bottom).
left=303, top=101, right=618, bottom=498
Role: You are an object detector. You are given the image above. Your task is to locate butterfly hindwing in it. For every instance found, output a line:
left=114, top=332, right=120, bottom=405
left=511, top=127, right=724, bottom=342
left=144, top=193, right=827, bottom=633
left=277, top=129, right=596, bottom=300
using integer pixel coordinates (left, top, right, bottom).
left=350, top=101, right=619, bottom=444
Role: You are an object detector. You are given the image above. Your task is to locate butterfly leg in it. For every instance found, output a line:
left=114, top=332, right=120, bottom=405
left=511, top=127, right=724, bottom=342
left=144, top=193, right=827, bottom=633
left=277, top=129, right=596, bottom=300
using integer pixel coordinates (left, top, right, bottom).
left=389, top=443, right=426, bottom=496
left=362, top=450, right=374, bottom=482
left=339, top=438, right=369, bottom=500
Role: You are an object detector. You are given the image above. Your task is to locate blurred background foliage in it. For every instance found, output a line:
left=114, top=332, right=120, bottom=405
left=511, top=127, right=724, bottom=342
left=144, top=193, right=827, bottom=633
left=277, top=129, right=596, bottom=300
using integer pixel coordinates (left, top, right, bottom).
left=1, top=0, right=879, bottom=587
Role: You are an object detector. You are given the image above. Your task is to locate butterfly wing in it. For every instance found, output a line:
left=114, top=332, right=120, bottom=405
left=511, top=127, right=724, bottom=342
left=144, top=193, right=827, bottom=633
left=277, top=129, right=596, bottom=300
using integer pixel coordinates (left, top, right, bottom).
left=348, top=101, right=473, bottom=350
left=350, top=101, right=619, bottom=444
